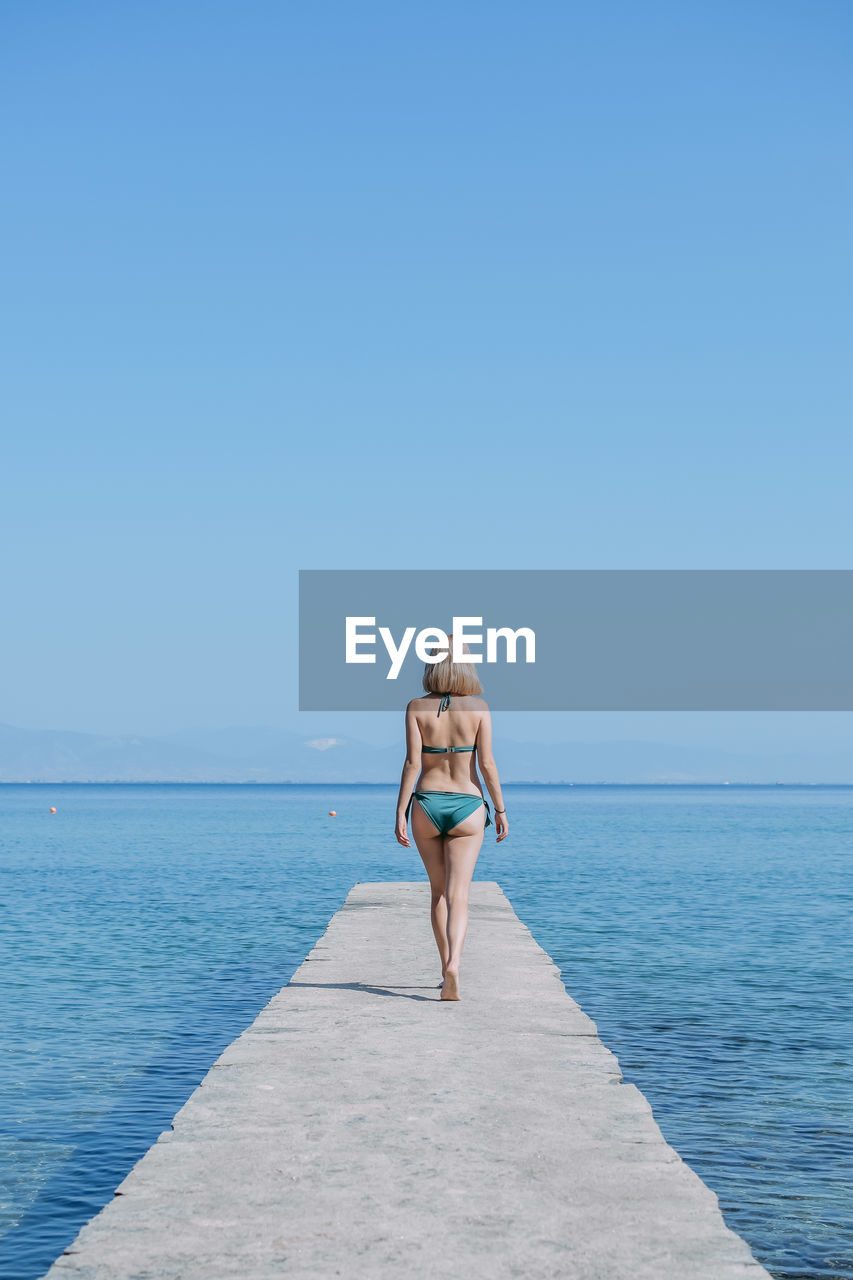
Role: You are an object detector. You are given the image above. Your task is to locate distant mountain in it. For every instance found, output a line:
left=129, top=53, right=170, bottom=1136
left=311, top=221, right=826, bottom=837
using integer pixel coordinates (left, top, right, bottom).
left=0, top=723, right=850, bottom=783
left=0, top=723, right=397, bottom=783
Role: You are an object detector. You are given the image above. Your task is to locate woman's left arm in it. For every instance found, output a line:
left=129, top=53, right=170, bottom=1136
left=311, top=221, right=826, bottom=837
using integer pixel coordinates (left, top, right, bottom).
left=394, top=702, right=421, bottom=847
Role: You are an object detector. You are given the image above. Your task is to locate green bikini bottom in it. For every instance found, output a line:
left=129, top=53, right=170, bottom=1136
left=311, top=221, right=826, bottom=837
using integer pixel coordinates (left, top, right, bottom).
left=406, top=790, right=492, bottom=835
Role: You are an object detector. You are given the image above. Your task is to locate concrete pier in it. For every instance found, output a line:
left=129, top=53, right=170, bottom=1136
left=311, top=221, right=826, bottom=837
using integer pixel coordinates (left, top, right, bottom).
left=47, top=882, right=771, bottom=1279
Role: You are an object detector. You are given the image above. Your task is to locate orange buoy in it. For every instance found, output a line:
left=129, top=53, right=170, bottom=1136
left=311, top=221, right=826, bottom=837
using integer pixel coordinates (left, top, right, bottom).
left=329, top=810, right=337, bottom=817
left=49, top=807, right=57, bottom=814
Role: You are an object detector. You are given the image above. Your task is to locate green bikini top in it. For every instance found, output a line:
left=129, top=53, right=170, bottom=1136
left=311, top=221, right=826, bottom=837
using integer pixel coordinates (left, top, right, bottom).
left=422, top=692, right=477, bottom=753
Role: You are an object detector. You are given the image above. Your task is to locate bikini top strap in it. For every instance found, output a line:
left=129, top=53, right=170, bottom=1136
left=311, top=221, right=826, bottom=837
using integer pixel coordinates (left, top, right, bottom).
left=439, top=693, right=451, bottom=713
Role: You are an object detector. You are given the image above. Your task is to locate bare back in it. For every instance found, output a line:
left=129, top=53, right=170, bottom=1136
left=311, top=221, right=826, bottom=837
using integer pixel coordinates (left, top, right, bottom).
left=411, top=693, right=488, bottom=796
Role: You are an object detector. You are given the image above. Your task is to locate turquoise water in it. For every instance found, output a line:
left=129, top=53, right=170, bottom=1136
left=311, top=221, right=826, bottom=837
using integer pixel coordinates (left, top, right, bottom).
left=1, top=784, right=851, bottom=1279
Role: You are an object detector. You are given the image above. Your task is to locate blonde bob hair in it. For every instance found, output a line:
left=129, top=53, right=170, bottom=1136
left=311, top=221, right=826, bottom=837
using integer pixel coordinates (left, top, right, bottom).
left=422, top=641, right=483, bottom=698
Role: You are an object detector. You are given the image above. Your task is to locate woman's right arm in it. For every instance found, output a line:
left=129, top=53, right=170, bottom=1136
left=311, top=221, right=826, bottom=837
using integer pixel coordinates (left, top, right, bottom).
left=476, top=706, right=508, bottom=842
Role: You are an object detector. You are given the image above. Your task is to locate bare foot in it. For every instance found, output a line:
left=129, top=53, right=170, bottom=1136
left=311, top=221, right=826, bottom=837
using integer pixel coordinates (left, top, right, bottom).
left=440, top=970, right=460, bottom=1001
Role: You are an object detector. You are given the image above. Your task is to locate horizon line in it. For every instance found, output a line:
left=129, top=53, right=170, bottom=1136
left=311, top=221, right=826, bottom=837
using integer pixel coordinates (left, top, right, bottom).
left=2, top=780, right=852, bottom=789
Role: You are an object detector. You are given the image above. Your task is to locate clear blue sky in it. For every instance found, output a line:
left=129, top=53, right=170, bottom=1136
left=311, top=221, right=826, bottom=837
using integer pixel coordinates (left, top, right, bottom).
left=2, top=2, right=851, bottom=749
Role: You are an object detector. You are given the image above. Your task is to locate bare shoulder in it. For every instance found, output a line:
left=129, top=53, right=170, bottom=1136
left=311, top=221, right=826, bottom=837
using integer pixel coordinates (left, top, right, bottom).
left=467, top=696, right=490, bottom=712
left=406, top=696, right=432, bottom=716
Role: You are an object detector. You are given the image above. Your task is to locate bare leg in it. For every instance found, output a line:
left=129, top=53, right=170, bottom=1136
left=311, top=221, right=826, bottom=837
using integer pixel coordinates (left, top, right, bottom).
left=411, top=801, right=449, bottom=979
left=441, top=807, right=486, bottom=1000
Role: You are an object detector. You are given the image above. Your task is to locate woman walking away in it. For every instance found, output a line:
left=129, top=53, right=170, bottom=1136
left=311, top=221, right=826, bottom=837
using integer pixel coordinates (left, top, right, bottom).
left=394, top=649, right=508, bottom=1001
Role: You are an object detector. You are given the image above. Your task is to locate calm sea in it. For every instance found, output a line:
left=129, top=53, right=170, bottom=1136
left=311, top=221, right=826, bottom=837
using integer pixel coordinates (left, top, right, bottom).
left=1, top=784, right=851, bottom=1279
